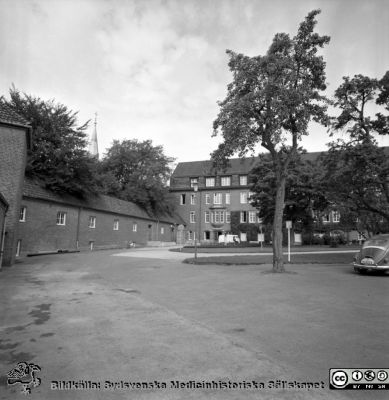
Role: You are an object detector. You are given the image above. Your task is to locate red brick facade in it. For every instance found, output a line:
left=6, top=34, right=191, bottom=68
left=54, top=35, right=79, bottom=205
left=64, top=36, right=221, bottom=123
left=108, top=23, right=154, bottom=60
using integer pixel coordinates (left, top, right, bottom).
left=0, top=103, right=31, bottom=266
left=17, top=181, right=178, bottom=255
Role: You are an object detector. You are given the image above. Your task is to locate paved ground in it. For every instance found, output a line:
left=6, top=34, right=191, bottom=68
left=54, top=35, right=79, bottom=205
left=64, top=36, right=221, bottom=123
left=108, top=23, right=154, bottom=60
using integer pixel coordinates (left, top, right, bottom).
left=0, top=247, right=388, bottom=399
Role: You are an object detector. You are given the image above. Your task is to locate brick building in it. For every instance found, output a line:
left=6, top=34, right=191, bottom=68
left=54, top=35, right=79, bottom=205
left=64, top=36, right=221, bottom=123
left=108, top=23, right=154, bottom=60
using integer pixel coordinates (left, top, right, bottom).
left=0, top=101, right=31, bottom=266
left=170, top=157, right=263, bottom=243
left=16, top=178, right=179, bottom=255
left=0, top=193, right=9, bottom=267
left=170, top=153, right=389, bottom=245
left=0, top=102, right=181, bottom=264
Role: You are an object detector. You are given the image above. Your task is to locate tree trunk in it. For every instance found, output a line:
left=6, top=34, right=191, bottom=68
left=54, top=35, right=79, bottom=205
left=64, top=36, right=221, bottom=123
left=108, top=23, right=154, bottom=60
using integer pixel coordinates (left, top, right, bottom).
left=272, top=176, right=286, bottom=272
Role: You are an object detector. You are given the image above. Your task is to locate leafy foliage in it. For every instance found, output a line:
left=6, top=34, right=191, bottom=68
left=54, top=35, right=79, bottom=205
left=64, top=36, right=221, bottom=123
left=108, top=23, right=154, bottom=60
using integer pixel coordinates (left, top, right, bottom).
left=324, top=72, right=389, bottom=230
left=212, top=10, right=330, bottom=271
left=97, top=139, right=175, bottom=215
left=250, top=153, right=328, bottom=227
left=5, top=87, right=97, bottom=196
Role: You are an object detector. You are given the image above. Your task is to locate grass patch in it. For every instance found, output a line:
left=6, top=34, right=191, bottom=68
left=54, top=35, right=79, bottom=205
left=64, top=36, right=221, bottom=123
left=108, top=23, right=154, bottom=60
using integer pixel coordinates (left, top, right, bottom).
left=183, top=252, right=354, bottom=265
left=172, top=245, right=360, bottom=254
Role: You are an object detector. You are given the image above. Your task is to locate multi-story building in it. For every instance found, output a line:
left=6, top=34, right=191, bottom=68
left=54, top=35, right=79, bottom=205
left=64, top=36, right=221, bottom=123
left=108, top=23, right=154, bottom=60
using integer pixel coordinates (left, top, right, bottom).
left=170, top=157, right=263, bottom=243
left=170, top=152, right=389, bottom=245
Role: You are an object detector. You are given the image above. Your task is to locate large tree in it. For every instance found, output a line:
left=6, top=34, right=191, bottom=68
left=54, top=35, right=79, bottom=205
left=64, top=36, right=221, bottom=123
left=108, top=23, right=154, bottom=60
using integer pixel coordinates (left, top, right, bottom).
left=5, top=87, right=97, bottom=196
left=212, top=10, right=330, bottom=272
left=97, top=139, right=175, bottom=215
left=250, top=154, right=328, bottom=227
left=323, top=73, right=389, bottom=228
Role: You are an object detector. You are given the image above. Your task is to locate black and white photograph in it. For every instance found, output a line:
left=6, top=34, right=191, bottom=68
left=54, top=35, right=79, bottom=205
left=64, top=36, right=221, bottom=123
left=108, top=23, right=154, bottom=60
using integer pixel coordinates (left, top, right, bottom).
left=0, top=0, right=388, bottom=399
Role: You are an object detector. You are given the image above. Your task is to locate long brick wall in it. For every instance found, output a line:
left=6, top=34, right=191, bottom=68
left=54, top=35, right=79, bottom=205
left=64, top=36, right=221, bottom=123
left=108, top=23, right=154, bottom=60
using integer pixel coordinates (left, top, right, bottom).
left=17, top=197, right=177, bottom=255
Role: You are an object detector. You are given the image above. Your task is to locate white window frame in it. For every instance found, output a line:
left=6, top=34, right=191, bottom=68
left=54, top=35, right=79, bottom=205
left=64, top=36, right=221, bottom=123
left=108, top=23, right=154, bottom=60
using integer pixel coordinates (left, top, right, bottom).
left=133, top=223, right=137, bottom=232
left=249, top=211, right=257, bottom=223
left=239, top=175, right=248, bottom=186
left=89, top=216, right=96, bottom=228
left=205, top=177, right=215, bottom=187
left=190, top=178, right=198, bottom=188
left=190, top=211, right=196, bottom=223
left=213, top=210, right=224, bottom=223
left=221, top=176, right=231, bottom=186
left=213, top=193, right=222, bottom=205
left=19, top=207, right=26, bottom=222
left=113, top=219, right=119, bottom=230
left=240, top=192, right=247, bottom=204
left=205, top=211, right=210, bottom=223
left=56, top=211, right=67, bottom=226
left=205, top=194, right=210, bottom=204
left=332, top=211, right=340, bottom=223
left=322, top=214, right=330, bottom=223
left=16, top=239, right=22, bottom=257
left=190, top=194, right=196, bottom=205
left=226, top=211, right=231, bottom=223
left=225, top=193, right=230, bottom=204
left=240, top=211, right=247, bottom=223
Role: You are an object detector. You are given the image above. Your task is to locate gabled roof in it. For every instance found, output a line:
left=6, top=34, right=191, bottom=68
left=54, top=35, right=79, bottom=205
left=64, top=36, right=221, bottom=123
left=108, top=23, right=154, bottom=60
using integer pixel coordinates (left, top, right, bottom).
left=172, top=157, right=260, bottom=177
left=23, top=178, right=181, bottom=225
left=0, top=100, right=31, bottom=128
left=0, top=100, right=32, bottom=149
left=172, top=152, right=327, bottom=177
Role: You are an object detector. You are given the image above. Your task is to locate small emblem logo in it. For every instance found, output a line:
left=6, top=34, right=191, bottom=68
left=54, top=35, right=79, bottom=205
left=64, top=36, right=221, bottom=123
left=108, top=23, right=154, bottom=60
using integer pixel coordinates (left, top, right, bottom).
left=6, top=362, right=41, bottom=395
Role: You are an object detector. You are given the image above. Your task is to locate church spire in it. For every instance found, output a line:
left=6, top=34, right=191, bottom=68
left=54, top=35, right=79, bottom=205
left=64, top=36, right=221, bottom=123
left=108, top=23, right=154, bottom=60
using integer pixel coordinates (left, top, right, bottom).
left=88, top=112, right=99, bottom=158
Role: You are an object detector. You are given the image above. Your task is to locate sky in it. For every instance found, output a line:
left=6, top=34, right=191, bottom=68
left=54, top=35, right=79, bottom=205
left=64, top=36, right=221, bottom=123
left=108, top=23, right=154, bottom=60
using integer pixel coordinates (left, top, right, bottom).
left=1, top=0, right=388, bottom=165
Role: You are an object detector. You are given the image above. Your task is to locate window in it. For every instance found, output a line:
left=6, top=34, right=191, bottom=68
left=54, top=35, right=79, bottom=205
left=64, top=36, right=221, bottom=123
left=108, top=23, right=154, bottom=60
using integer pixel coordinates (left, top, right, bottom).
left=226, top=211, right=231, bottom=223
left=221, top=176, right=231, bottom=186
left=240, top=192, right=247, bottom=204
left=240, top=211, right=247, bottom=223
left=16, top=240, right=21, bottom=257
left=249, top=192, right=255, bottom=201
left=225, top=193, right=230, bottom=204
left=213, top=210, right=224, bottom=223
left=19, top=207, right=26, bottom=222
left=332, top=211, right=340, bottom=223
left=161, top=227, right=164, bottom=235
left=190, top=211, right=196, bottom=223
left=213, top=193, right=222, bottom=204
left=190, top=177, right=198, bottom=188
left=89, top=216, right=96, bottom=228
left=204, top=231, right=211, bottom=240
left=205, top=194, right=210, bottom=204
left=205, top=177, right=215, bottom=187
left=113, top=219, right=119, bottom=230
left=322, top=214, right=330, bottom=223
left=133, top=223, right=137, bottom=232
left=249, top=211, right=257, bottom=223
left=56, top=211, right=67, bottom=226
left=180, top=194, right=186, bottom=205
left=239, top=175, right=247, bottom=186
left=205, top=211, right=210, bottom=223
left=190, top=194, right=196, bottom=205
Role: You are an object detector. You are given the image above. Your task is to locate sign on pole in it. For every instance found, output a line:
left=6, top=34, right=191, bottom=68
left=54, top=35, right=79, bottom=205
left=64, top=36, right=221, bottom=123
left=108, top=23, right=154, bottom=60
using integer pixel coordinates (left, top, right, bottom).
left=286, top=221, right=292, bottom=262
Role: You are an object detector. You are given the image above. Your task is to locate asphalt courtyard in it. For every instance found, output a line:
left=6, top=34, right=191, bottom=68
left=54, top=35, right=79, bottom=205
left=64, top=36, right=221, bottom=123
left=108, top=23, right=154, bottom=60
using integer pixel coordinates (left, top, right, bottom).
left=0, top=247, right=388, bottom=399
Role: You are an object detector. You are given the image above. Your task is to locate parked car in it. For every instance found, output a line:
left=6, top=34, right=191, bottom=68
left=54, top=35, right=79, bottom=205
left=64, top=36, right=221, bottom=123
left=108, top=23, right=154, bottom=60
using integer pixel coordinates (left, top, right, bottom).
left=353, top=234, right=389, bottom=274
left=218, top=234, right=240, bottom=244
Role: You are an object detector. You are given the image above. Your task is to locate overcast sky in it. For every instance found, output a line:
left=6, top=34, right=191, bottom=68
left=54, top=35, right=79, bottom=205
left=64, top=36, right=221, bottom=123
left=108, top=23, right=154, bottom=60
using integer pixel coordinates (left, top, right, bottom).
left=1, top=0, right=388, bottom=164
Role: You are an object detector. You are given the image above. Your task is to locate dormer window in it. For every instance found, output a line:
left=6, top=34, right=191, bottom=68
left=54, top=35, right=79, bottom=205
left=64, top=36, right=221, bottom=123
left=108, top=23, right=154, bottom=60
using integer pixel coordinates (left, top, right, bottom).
left=205, top=177, right=215, bottom=187
left=239, top=175, right=248, bottom=186
left=221, top=176, right=231, bottom=186
left=190, top=177, right=198, bottom=188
